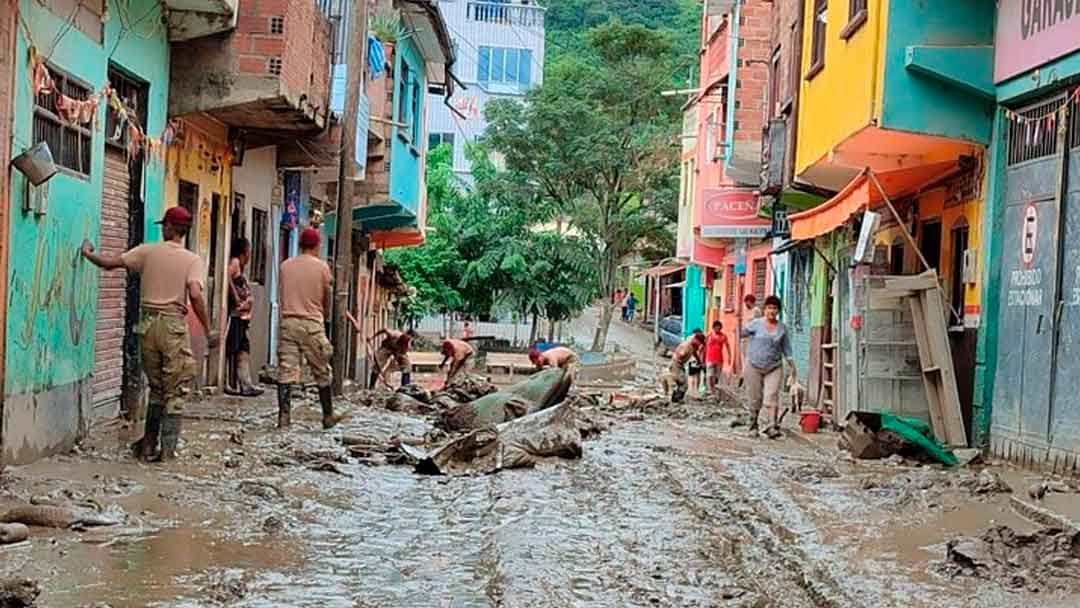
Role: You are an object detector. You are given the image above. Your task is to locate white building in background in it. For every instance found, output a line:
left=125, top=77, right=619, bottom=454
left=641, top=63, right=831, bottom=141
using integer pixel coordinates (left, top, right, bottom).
left=426, top=0, right=547, bottom=180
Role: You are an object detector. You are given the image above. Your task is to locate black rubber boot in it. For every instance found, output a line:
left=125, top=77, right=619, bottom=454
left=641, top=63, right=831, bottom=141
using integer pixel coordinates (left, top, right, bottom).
left=157, top=414, right=182, bottom=461
left=277, top=383, right=292, bottom=429
left=318, top=386, right=345, bottom=429
left=369, top=371, right=379, bottom=390
left=400, top=372, right=412, bottom=387
left=133, top=403, right=164, bottom=461
left=671, top=387, right=686, bottom=404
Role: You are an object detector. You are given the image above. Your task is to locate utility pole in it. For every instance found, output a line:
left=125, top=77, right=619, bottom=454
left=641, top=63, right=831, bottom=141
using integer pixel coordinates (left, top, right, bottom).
left=332, top=0, right=368, bottom=395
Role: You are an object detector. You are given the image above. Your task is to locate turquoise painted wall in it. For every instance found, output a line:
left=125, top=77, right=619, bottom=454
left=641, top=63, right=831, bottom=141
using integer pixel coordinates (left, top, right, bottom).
left=682, top=265, right=708, bottom=337
left=7, top=0, right=170, bottom=396
left=389, top=36, right=426, bottom=218
left=881, top=0, right=994, bottom=144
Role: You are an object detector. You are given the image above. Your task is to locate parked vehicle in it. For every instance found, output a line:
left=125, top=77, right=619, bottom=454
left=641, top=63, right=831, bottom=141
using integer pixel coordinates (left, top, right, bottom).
left=656, top=315, right=683, bottom=357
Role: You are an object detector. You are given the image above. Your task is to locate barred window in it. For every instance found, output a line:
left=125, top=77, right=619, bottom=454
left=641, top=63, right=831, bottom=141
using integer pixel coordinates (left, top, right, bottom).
left=725, top=264, right=736, bottom=311
left=106, top=65, right=148, bottom=149
left=753, top=258, right=768, bottom=303
left=33, top=65, right=93, bottom=176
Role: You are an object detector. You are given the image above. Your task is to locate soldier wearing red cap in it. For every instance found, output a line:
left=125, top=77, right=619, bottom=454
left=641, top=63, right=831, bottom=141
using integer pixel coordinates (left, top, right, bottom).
left=276, top=227, right=344, bottom=429
left=82, top=205, right=215, bottom=461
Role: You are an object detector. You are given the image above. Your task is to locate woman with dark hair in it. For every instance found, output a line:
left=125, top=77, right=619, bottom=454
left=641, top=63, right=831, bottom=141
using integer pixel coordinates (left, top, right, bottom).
left=226, top=237, right=263, bottom=397
left=740, top=294, right=796, bottom=438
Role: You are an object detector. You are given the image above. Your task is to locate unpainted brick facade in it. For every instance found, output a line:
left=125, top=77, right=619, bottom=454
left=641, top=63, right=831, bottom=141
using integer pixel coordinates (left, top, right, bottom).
left=233, top=0, right=332, bottom=103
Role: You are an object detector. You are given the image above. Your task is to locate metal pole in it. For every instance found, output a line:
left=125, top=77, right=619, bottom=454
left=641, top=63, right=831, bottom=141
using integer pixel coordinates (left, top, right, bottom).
left=653, top=256, right=679, bottom=344
left=332, top=0, right=368, bottom=395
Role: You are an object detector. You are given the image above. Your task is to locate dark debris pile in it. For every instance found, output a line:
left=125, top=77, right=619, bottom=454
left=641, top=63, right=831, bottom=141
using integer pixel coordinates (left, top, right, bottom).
left=935, top=526, right=1080, bottom=593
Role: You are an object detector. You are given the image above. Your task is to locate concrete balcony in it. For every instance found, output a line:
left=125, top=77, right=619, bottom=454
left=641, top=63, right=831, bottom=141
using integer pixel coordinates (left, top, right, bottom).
left=164, top=0, right=239, bottom=41
left=168, top=0, right=333, bottom=144
left=466, top=1, right=545, bottom=28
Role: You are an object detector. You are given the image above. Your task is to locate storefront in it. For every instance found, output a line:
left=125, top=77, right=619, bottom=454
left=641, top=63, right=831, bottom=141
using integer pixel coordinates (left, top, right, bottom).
left=982, top=1, right=1080, bottom=470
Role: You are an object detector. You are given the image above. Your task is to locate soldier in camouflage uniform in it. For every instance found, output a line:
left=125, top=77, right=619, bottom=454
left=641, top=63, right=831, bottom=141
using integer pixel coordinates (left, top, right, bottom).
left=276, top=227, right=345, bottom=429
left=82, top=206, right=217, bottom=461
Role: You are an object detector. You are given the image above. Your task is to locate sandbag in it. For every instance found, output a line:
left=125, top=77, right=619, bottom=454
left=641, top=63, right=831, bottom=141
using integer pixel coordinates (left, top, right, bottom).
left=418, top=402, right=584, bottom=476
left=440, top=368, right=571, bottom=431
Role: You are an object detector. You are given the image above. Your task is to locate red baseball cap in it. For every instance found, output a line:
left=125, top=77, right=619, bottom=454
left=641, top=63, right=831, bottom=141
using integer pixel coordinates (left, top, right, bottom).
left=156, top=206, right=193, bottom=228
left=299, top=227, right=321, bottom=249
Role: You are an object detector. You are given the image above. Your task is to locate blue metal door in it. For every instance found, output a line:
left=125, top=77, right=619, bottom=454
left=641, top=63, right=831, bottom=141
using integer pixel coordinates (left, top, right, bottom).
left=992, top=95, right=1067, bottom=455
left=1049, top=108, right=1080, bottom=450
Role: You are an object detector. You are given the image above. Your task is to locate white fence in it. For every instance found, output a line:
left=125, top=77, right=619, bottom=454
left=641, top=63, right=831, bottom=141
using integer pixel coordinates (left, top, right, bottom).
left=415, top=315, right=535, bottom=346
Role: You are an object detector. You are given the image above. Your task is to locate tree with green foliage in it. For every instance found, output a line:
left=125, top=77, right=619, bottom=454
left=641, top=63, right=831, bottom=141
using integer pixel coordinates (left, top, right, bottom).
left=387, top=144, right=597, bottom=336
left=484, top=20, right=683, bottom=351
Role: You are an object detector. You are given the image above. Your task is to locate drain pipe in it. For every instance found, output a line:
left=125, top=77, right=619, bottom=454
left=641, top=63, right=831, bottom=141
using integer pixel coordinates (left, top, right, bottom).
left=723, top=0, right=742, bottom=169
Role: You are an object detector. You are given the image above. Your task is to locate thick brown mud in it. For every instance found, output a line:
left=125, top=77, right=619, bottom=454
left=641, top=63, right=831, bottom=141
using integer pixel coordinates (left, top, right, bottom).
left=1, top=388, right=1080, bottom=607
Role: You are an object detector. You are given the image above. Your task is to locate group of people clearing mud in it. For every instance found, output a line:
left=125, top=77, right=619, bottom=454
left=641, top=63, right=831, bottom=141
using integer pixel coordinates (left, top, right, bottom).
left=665, top=294, right=797, bottom=439
left=81, top=203, right=585, bottom=466
left=82, top=211, right=347, bottom=462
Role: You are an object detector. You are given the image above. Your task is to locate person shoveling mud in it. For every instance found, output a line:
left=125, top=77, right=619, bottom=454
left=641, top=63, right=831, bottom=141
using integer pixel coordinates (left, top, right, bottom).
left=935, top=525, right=1080, bottom=593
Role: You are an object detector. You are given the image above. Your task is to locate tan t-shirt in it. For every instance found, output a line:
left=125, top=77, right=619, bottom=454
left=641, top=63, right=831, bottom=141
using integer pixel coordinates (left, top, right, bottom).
left=121, top=241, right=204, bottom=316
left=280, top=253, right=332, bottom=322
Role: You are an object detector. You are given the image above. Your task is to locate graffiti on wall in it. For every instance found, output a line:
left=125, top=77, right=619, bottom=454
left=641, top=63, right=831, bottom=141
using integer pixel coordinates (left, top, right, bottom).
left=8, top=208, right=97, bottom=394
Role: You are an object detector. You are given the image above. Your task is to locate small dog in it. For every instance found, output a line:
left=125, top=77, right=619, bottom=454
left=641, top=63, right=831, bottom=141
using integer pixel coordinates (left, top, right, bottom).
left=788, top=380, right=806, bottom=413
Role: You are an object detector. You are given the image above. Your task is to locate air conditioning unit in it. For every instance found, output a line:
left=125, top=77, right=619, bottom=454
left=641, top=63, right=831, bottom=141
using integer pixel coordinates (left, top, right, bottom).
left=963, top=249, right=977, bottom=284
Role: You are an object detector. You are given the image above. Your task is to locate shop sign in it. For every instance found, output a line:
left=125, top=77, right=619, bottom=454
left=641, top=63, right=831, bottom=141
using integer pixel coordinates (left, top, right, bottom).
left=700, top=189, right=770, bottom=238
left=995, top=0, right=1080, bottom=83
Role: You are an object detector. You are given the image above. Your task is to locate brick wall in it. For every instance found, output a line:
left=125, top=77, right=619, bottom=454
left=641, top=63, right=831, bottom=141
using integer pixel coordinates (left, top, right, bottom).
left=733, top=1, right=771, bottom=143
left=232, top=0, right=331, bottom=108
left=92, top=150, right=130, bottom=408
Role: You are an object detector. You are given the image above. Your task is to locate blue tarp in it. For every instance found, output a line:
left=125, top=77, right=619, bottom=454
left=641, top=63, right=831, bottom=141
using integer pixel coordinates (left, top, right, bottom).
left=369, top=35, right=386, bottom=80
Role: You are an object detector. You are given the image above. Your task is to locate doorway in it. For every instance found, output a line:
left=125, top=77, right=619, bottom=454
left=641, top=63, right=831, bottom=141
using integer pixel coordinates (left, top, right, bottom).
left=919, top=220, right=942, bottom=271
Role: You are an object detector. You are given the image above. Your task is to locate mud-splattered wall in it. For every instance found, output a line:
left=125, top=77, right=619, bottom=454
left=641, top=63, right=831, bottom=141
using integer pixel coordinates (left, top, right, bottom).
left=4, top=0, right=170, bottom=464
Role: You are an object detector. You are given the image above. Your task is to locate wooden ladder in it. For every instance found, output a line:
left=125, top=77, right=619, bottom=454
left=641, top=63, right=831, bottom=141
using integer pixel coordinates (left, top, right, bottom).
left=820, top=342, right=837, bottom=415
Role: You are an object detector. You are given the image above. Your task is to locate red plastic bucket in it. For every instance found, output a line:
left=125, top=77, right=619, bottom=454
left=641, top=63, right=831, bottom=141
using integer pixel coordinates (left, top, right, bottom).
left=799, top=410, right=822, bottom=434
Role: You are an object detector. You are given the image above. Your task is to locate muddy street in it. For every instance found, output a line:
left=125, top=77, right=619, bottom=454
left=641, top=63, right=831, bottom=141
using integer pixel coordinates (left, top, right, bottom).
left=2, top=383, right=1078, bottom=608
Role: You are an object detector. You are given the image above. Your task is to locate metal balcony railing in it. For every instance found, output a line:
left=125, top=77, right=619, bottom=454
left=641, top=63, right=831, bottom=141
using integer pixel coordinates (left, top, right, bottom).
left=467, top=2, right=545, bottom=27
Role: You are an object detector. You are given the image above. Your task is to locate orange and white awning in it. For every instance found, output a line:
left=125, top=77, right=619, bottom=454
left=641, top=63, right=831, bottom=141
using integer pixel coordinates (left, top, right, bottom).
left=788, top=162, right=959, bottom=241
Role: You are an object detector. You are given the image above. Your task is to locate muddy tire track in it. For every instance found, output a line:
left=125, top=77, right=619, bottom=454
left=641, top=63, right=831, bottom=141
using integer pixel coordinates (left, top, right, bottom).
left=654, top=454, right=863, bottom=608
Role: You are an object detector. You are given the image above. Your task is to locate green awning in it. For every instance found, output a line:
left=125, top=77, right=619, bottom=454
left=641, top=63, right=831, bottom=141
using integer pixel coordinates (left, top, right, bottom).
left=353, top=203, right=417, bottom=232
left=758, top=190, right=828, bottom=220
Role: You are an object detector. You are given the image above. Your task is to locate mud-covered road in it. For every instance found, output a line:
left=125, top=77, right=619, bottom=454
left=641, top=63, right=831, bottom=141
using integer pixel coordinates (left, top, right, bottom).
left=3, top=315, right=1079, bottom=607
left=2, top=389, right=1078, bottom=608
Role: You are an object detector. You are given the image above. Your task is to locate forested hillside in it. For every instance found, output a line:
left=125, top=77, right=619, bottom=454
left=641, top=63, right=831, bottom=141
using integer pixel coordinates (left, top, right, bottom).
left=543, top=0, right=702, bottom=67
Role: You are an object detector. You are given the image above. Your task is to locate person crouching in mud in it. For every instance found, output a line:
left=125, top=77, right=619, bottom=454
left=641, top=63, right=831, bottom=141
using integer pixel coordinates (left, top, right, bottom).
left=740, top=295, right=796, bottom=438
left=439, top=338, right=475, bottom=385
left=528, top=346, right=580, bottom=377
left=276, top=228, right=345, bottom=430
left=669, top=332, right=706, bottom=403
left=82, top=206, right=217, bottom=461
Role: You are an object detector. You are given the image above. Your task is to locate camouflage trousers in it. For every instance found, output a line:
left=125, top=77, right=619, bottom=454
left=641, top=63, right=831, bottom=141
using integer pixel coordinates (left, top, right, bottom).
left=137, top=313, right=196, bottom=415
left=278, top=316, right=333, bottom=387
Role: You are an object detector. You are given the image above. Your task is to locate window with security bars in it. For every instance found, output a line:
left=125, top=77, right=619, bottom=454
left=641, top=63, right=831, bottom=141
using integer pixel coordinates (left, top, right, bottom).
left=33, top=65, right=93, bottom=176
left=725, top=264, right=736, bottom=311
left=1007, top=96, right=1065, bottom=165
left=106, top=66, right=149, bottom=149
left=753, top=258, right=768, bottom=303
